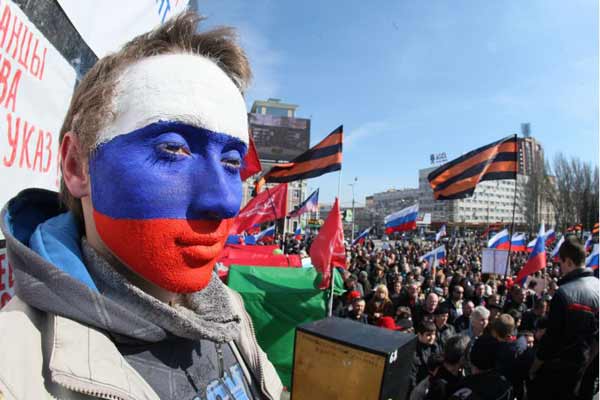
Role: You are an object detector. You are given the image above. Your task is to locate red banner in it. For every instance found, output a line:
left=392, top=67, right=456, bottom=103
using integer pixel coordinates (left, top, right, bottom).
left=231, top=183, right=288, bottom=234
left=0, top=246, right=14, bottom=309
left=309, top=198, right=345, bottom=289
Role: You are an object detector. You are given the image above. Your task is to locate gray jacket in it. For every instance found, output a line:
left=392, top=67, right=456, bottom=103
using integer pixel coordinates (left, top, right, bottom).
left=0, top=189, right=283, bottom=399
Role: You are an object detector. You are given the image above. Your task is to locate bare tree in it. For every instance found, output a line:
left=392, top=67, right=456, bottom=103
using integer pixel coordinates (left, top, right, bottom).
left=547, top=153, right=599, bottom=231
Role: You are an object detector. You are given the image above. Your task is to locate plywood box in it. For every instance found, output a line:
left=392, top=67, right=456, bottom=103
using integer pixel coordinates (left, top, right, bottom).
left=291, top=317, right=417, bottom=400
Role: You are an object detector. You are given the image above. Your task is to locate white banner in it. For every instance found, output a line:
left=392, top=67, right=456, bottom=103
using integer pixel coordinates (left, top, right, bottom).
left=57, top=0, right=190, bottom=57
left=0, top=0, right=77, bottom=210
left=0, top=246, right=13, bottom=308
left=482, top=248, right=509, bottom=275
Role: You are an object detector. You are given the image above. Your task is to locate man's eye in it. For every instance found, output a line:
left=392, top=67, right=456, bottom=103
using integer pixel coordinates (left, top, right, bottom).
left=222, top=157, right=242, bottom=169
left=158, top=143, right=191, bottom=156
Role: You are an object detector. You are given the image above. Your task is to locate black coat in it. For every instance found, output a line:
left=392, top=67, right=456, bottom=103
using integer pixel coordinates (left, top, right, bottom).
left=533, top=268, right=599, bottom=399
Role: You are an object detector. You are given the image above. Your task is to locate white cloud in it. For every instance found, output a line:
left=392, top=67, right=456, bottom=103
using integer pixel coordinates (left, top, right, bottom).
left=345, top=121, right=389, bottom=148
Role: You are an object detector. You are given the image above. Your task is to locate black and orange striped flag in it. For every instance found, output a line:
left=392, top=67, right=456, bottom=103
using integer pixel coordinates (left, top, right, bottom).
left=256, top=125, right=342, bottom=190
left=592, top=223, right=598, bottom=235
left=428, top=135, right=517, bottom=200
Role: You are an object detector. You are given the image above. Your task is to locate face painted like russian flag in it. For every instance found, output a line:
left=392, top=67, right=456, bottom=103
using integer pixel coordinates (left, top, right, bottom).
left=89, top=54, right=248, bottom=293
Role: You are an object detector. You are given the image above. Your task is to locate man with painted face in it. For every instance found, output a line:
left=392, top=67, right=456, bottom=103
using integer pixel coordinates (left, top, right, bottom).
left=0, top=12, right=282, bottom=400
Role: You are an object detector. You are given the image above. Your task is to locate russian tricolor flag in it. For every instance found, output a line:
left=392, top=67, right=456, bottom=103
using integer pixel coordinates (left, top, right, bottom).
left=544, top=229, right=556, bottom=246
left=289, top=189, right=319, bottom=218
left=550, top=236, right=564, bottom=262
left=435, top=225, right=447, bottom=242
left=516, top=224, right=547, bottom=284
left=254, top=225, right=275, bottom=243
left=488, top=229, right=510, bottom=250
left=419, top=245, right=446, bottom=270
left=384, top=204, right=419, bottom=234
left=294, top=227, right=303, bottom=240
left=585, top=236, right=593, bottom=253
left=352, top=226, right=372, bottom=246
left=526, top=238, right=537, bottom=252
left=511, top=233, right=527, bottom=252
left=586, top=244, right=598, bottom=271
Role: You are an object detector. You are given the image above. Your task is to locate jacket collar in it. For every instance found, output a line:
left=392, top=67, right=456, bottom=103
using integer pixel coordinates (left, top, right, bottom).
left=558, top=267, right=593, bottom=286
left=48, top=313, right=160, bottom=400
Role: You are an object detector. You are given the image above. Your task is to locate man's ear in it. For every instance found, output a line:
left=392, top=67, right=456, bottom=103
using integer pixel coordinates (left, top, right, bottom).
left=60, top=132, right=90, bottom=198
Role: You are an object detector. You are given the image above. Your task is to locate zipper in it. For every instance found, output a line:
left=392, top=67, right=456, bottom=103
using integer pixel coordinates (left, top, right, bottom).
left=52, top=372, right=129, bottom=400
left=240, top=299, right=268, bottom=398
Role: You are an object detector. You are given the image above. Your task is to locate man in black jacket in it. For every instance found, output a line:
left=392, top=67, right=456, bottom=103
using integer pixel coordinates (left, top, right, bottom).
left=529, top=236, right=599, bottom=400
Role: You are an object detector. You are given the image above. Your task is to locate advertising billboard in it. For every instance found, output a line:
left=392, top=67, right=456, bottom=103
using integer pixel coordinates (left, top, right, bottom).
left=249, top=113, right=310, bottom=162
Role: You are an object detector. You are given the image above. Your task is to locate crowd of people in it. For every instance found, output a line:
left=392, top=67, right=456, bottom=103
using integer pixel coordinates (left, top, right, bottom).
left=279, top=230, right=598, bottom=400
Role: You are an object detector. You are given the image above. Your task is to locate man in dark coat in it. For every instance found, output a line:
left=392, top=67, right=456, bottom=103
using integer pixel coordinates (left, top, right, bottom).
left=529, top=236, right=599, bottom=400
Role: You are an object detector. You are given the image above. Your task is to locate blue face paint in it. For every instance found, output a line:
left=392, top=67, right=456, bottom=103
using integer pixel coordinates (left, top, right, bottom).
left=90, top=121, right=247, bottom=220
left=89, top=121, right=248, bottom=293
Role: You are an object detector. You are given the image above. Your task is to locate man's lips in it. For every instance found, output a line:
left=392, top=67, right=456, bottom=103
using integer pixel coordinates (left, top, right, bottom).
left=175, top=219, right=232, bottom=265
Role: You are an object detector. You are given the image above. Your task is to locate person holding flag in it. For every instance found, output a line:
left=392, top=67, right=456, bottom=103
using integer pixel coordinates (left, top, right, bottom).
left=529, top=236, right=599, bottom=400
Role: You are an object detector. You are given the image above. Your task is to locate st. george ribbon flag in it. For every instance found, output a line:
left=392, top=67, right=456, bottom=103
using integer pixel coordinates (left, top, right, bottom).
left=427, top=135, right=517, bottom=200
left=288, top=189, right=319, bottom=218
left=256, top=125, right=343, bottom=190
left=231, top=183, right=288, bottom=234
left=516, top=224, right=547, bottom=284
left=488, top=229, right=510, bottom=250
left=384, top=204, right=419, bottom=234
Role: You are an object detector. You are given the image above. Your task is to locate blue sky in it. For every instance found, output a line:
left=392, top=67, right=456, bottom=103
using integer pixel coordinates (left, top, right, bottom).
left=197, top=0, right=598, bottom=207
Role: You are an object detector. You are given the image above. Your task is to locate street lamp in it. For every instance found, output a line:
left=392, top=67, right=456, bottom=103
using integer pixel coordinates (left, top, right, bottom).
left=349, top=177, right=358, bottom=242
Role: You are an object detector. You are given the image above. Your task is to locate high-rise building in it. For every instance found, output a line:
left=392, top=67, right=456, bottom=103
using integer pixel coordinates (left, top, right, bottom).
left=518, top=136, right=544, bottom=176
left=242, top=99, right=310, bottom=233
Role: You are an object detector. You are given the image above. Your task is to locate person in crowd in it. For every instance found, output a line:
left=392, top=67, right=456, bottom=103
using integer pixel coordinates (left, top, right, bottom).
left=425, top=335, right=470, bottom=400
left=491, top=314, right=521, bottom=395
left=434, top=303, right=456, bottom=349
left=399, top=279, right=422, bottom=316
left=487, top=302, right=503, bottom=322
left=395, top=306, right=414, bottom=332
left=472, top=283, right=487, bottom=306
left=520, top=298, right=548, bottom=331
left=410, top=354, right=444, bottom=400
left=443, top=284, right=464, bottom=325
left=415, top=292, right=439, bottom=327
left=448, top=335, right=513, bottom=400
left=506, top=309, right=522, bottom=336
left=390, top=278, right=404, bottom=308
left=345, top=297, right=368, bottom=324
left=366, top=284, right=395, bottom=324
left=529, top=236, right=599, bottom=400
left=466, top=306, right=490, bottom=339
left=454, top=300, right=474, bottom=332
left=358, top=270, right=372, bottom=298
left=410, top=321, right=441, bottom=396
left=0, top=12, right=283, bottom=399
left=504, top=285, right=528, bottom=315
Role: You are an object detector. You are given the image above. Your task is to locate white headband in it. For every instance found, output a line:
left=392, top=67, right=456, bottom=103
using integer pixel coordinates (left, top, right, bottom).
left=96, top=53, right=249, bottom=146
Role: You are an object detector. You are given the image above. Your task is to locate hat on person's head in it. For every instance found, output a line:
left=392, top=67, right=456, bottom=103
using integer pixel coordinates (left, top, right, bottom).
left=348, top=290, right=361, bottom=301
left=377, top=316, right=402, bottom=331
left=470, top=335, right=498, bottom=371
left=359, top=270, right=368, bottom=278
left=434, top=303, right=450, bottom=315
left=433, top=287, right=444, bottom=297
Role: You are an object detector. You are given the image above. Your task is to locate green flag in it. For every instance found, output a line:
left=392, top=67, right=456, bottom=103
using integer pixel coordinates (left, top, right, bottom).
left=228, top=266, right=345, bottom=388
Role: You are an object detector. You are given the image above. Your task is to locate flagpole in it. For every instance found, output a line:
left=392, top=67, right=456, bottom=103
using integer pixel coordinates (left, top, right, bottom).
left=504, top=166, right=518, bottom=279
left=328, top=169, right=343, bottom=317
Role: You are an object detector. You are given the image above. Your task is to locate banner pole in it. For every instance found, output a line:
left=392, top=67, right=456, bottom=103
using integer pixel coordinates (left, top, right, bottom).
left=328, top=169, right=343, bottom=317
left=505, top=172, right=518, bottom=279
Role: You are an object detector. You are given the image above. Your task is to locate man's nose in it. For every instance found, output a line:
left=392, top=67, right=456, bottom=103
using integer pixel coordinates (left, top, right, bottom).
left=187, top=158, right=241, bottom=220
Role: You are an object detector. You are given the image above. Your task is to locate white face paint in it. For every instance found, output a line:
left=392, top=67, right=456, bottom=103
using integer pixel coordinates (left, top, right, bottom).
left=96, top=53, right=248, bottom=146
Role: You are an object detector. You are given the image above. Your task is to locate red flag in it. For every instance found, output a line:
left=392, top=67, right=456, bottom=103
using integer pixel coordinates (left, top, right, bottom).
left=231, top=183, right=288, bottom=234
left=240, top=135, right=262, bottom=181
left=309, top=198, right=346, bottom=289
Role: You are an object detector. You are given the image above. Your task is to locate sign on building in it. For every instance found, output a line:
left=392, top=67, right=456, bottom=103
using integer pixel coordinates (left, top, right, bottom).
left=249, top=113, right=310, bottom=162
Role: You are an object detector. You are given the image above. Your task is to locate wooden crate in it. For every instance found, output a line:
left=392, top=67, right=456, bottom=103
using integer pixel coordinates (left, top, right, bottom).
left=291, top=317, right=416, bottom=400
